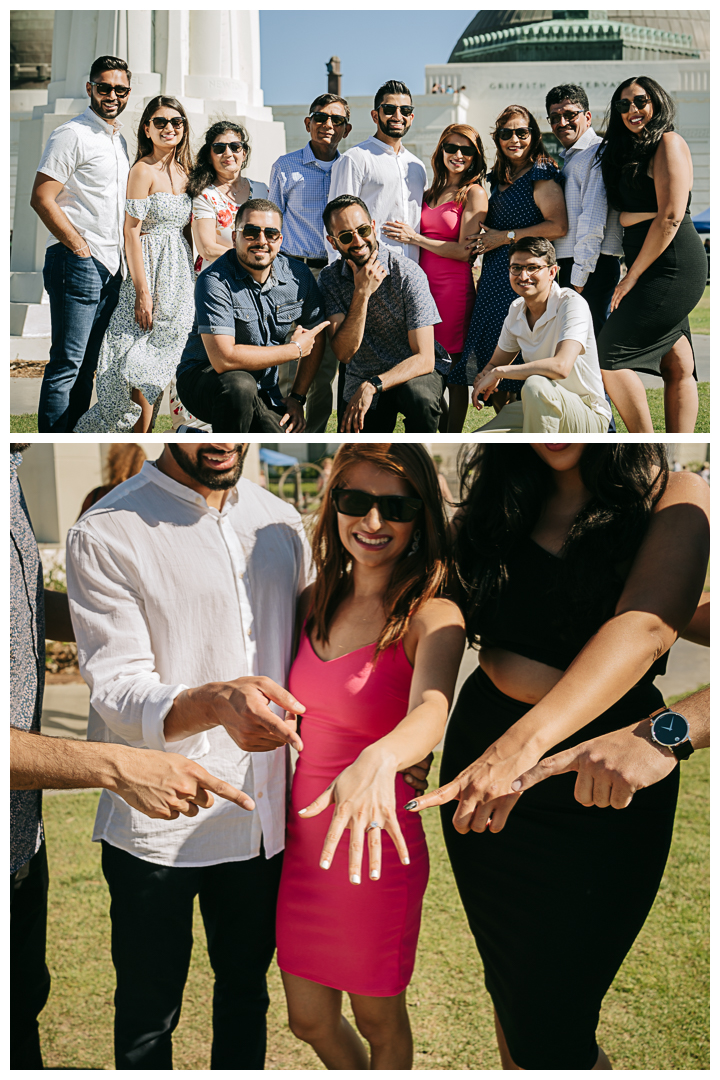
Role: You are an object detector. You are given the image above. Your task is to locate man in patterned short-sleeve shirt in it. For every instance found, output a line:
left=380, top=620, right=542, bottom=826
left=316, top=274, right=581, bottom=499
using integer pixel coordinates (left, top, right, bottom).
left=318, top=194, right=448, bottom=433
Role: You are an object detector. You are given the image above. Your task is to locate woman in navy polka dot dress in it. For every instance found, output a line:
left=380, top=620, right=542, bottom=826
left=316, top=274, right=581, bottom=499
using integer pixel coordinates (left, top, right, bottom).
left=448, top=106, right=567, bottom=426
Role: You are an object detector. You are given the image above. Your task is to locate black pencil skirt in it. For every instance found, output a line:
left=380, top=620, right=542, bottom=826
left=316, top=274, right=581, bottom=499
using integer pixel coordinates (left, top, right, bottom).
left=597, top=213, right=707, bottom=379
left=439, top=665, right=680, bottom=1070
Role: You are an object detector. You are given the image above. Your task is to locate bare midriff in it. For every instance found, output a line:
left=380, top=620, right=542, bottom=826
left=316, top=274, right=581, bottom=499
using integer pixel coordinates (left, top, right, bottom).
left=478, top=646, right=564, bottom=705
left=619, top=211, right=656, bottom=227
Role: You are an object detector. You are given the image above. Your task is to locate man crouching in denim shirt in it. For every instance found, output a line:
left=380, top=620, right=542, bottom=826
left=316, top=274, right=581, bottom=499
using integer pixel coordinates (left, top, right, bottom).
left=176, top=199, right=329, bottom=433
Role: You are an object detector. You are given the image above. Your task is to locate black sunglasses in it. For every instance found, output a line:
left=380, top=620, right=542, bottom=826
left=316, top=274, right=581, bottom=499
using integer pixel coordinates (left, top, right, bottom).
left=90, top=81, right=130, bottom=98
left=497, top=127, right=531, bottom=141
left=442, top=142, right=475, bottom=158
left=211, top=141, right=246, bottom=155
left=240, top=223, right=282, bottom=242
left=379, top=104, right=414, bottom=116
left=331, top=487, right=423, bottom=523
left=310, top=111, right=348, bottom=127
left=332, top=222, right=373, bottom=246
left=615, top=94, right=650, bottom=114
left=150, top=116, right=185, bottom=130
left=547, top=108, right=585, bottom=126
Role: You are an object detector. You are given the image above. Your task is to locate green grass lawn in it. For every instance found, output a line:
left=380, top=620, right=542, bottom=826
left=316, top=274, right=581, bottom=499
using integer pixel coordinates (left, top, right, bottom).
left=688, top=285, right=710, bottom=334
left=38, top=746, right=708, bottom=1069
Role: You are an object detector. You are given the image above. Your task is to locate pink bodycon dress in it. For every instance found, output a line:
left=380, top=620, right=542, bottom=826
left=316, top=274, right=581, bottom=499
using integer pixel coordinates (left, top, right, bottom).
left=418, top=200, right=476, bottom=355
left=275, top=629, right=430, bottom=997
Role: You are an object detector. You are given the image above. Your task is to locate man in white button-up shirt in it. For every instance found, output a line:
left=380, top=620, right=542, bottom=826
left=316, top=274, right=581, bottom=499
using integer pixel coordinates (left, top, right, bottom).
left=66, top=443, right=312, bottom=1070
left=472, top=238, right=612, bottom=433
left=31, top=56, right=131, bottom=434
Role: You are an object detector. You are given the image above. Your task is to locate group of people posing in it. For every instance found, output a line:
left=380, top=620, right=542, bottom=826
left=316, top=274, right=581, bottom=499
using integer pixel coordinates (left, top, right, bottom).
left=11, top=441, right=710, bottom=1069
left=32, top=58, right=706, bottom=434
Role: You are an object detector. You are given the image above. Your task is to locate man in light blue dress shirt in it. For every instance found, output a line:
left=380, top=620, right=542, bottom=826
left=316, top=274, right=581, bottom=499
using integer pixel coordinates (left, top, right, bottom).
left=269, top=94, right=352, bottom=432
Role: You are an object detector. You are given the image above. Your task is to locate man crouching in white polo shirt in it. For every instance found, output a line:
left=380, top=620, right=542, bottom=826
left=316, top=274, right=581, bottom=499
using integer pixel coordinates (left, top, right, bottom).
left=472, top=237, right=612, bottom=433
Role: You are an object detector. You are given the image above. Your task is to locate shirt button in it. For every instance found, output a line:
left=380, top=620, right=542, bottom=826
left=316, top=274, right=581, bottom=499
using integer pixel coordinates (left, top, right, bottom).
left=247, top=627, right=253, bottom=637
left=257, top=791, right=263, bottom=798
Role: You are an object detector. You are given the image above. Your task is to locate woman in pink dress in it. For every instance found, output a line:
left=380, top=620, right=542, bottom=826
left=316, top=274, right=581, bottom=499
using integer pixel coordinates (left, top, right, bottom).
left=383, top=124, right=488, bottom=432
left=276, top=444, right=465, bottom=1069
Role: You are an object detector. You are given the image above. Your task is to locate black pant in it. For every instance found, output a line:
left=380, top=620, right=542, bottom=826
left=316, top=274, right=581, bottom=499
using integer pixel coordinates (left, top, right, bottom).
left=10, top=841, right=51, bottom=1069
left=558, top=254, right=621, bottom=433
left=101, top=841, right=283, bottom=1070
left=341, top=371, right=444, bottom=433
left=176, top=363, right=285, bottom=433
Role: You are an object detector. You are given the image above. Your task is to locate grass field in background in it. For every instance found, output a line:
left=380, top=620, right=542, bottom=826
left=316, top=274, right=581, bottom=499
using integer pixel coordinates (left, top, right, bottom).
left=38, top=744, right=708, bottom=1070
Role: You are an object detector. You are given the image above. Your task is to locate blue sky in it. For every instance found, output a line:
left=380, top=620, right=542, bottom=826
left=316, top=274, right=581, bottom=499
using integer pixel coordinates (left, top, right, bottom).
left=259, top=10, right=474, bottom=105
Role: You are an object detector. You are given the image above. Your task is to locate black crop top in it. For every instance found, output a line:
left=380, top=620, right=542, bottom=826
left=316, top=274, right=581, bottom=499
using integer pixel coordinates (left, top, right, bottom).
left=616, top=168, right=692, bottom=215
left=471, top=535, right=669, bottom=681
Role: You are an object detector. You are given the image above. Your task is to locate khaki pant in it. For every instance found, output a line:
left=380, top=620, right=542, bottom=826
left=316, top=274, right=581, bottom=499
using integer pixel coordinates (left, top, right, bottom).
left=278, top=263, right=338, bottom=433
left=480, top=375, right=609, bottom=434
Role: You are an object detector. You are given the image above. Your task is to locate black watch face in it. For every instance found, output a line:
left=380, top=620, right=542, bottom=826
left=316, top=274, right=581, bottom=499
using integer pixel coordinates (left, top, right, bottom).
left=652, top=710, right=690, bottom=747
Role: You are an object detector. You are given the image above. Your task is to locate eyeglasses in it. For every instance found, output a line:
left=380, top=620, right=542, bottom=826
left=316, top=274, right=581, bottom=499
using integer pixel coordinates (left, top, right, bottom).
left=497, top=127, right=531, bottom=141
left=89, top=81, right=130, bottom=98
left=547, top=108, right=585, bottom=127
left=309, top=112, right=348, bottom=127
left=509, top=262, right=550, bottom=277
left=379, top=104, right=414, bottom=117
left=615, top=94, right=650, bottom=114
left=240, top=224, right=282, bottom=242
left=150, top=116, right=185, bottom=131
left=442, top=142, right=475, bottom=158
left=331, top=487, right=423, bottom=523
left=331, top=222, right=373, bottom=246
left=211, top=141, right=246, bottom=155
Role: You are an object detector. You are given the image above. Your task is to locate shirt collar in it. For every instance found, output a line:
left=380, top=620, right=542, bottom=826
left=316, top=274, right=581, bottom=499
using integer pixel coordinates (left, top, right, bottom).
left=369, top=134, right=405, bottom=156
left=143, top=459, right=240, bottom=515
left=519, top=280, right=562, bottom=329
left=560, top=126, right=599, bottom=159
left=228, top=248, right=283, bottom=290
left=302, top=141, right=340, bottom=166
left=82, top=104, right=124, bottom=137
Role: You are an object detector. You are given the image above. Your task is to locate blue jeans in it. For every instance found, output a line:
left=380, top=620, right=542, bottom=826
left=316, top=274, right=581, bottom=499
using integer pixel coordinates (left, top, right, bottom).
left=38, top=244, right=122, bottom=432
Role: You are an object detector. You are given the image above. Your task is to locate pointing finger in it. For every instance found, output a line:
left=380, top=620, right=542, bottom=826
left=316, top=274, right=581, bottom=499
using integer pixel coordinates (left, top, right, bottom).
left=298, top=785, right=335, bottom=819
left=511, top=748, right=581, bottom=793
left=404, top=778, right=461, bottom=812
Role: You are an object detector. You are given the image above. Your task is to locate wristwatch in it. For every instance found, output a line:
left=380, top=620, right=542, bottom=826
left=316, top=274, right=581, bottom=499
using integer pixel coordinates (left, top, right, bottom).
left=648, top=707, right=694, bottom=760
left=506, top=230, right=516, bottom=242
left=287, top=390, right=306, bottom=406
left=367, top=375, right=384, bottom=395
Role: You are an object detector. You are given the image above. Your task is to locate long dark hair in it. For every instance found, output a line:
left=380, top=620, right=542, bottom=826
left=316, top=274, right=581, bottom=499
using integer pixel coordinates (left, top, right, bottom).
left=134, top=96, right=193, bottom=174
left=454, top=444, right=669, bottom=647
left=489, top=105, right=555, bottom=188
left=307, top=444, right=451, bottom=659
left=187, top=121, right=251, bottom=200
left=426, top=123, right=487, bottom=210
left=598, top=76, right=676, bottom=210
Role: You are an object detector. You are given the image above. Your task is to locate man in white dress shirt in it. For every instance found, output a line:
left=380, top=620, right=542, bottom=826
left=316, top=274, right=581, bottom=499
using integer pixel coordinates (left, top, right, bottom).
left=65, top=443, right=312, bottom=1070
left=31, top=56, right=131, bottom=434
left=472, top=238, right=612, bottom=433
left=327, top=79, right=427, bottom=266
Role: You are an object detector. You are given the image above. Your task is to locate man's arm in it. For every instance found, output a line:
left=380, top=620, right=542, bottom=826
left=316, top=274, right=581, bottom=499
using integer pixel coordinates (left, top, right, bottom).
left=10, top=729, right=255, bottom=820
left=470, top=345, right=520, bottom=407
left=472, top=338, right=584, bottom=404
left=30, top=173, right=91, bottom=256
left=201, top=326, right=324, bottom=375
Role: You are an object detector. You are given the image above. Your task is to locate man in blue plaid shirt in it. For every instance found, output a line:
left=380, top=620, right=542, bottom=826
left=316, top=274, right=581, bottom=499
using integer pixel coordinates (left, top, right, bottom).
left=269, top=94, right=352, bottom=432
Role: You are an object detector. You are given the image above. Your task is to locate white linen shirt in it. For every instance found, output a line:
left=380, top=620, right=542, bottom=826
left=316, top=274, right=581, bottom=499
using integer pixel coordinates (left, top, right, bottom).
left=326, top=136, right=428, bottom=263
left=37, top=105, right=130, bottom=275
left=554, top=127, right=623, bottom=287
left=65, top=462, right=313, bottom=867
left=498, top=282, right=612, bottom=422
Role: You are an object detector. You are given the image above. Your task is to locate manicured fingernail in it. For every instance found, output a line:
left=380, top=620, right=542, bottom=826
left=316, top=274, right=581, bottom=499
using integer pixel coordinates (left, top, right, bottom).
left=370, top=870, right=379, bottom=880
left=320, top=860, right=330, bottom=870
left=351, top=874, right=361, bottom=884
left=404, top=800, right=418, bottom=811
left=402, top=857, right=410, bottom=865
left=511, top=780, right=522, bottom=791
left=298, top=808, right=307, bottom=815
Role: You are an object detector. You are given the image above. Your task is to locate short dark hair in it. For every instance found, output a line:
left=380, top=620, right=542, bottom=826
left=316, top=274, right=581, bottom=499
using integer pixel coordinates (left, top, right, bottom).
left=89, top=56, right=131, bottom=83
left=545, top=83, right=589, bottom=114
left=309, top=93, right=350, bottom=121
left=322, top=194, right=371, bottom=232
left=374, top=80, right=412, bottom=111
left=508, top=236, right=557, bottom=266
left=235, top=198, right=283, bottom=229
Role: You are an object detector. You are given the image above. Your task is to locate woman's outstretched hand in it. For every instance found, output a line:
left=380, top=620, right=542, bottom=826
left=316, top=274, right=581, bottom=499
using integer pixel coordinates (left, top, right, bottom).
left=404, top=748, right=536, bottom=833
left=297, top=749, right=410, bottom=884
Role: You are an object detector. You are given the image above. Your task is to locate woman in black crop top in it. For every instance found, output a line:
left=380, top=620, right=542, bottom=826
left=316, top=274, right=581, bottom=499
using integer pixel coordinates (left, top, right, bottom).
left=407, top=443, right=709, bottom=1070
left=594, top=76, right=707, bottom=433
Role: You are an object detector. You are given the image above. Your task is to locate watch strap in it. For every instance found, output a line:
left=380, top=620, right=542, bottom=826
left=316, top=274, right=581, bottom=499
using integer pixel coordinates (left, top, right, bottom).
left=670, top=739, right=694, bottom=761
left=288, top=390, right=307, bottom=406
left=368, top=375, right=383, bottom=394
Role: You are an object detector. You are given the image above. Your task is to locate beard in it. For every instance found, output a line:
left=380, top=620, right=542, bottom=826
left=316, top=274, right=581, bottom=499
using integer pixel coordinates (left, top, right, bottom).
left=345, top=230, right=378, bottom=267
left=168, top=444, right=247, bottom=489
left=377, top=113, right=409, bottom=139
left=89, top=91, right=128, bottom=122
left=11, top=444, right=31, bottom=453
